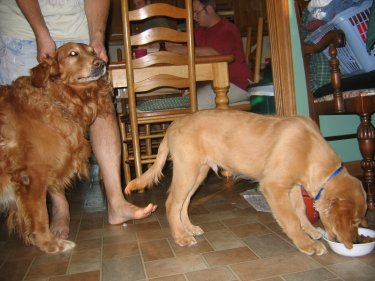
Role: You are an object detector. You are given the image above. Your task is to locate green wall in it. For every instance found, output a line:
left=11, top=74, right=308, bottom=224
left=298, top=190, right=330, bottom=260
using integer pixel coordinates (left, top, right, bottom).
left=287, top=0, right=374, bottom=162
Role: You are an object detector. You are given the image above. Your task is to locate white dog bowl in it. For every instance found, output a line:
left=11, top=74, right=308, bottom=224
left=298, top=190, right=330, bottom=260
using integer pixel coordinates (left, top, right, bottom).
left=323, top=227, right=375, bottom=257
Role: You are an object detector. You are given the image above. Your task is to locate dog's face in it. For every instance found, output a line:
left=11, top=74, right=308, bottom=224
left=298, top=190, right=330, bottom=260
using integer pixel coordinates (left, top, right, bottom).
left=317, top=174, right=367, bottom=249
left=31, top=43, right=107, bottom=87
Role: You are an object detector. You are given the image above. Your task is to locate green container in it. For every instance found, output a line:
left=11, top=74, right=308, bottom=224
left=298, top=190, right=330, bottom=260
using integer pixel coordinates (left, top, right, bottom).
left=249, top=83, right=275, bottom=114
left=250, top=95, right=275, bottom=114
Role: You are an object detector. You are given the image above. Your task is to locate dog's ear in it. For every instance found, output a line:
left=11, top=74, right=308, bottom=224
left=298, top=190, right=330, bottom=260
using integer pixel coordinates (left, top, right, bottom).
left=329, top=198, right=358, bottom=248
left=31, top=56, right=59, bottom=88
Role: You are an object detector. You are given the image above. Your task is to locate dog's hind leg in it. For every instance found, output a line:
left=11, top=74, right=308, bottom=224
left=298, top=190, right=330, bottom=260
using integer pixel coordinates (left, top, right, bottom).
left=15, top=170, right=75, bottom=253
left=181, top=164, right=210, bottom=237
left=166, top=158, right=203, bottom=246
left=289, top=186, right=323, bottom=240
left=260, top=180, right=327, bottom=255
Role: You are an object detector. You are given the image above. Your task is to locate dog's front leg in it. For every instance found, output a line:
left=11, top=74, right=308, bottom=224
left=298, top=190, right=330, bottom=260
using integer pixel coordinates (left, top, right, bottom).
left=289, top=186, right=323, bottom=240
left=260, top=181, right=327, bottom=255
left=15, top=171, right=75, bottom=253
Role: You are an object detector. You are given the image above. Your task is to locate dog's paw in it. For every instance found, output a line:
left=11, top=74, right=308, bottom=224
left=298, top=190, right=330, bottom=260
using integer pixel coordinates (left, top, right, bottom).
left=188, top=225, right=204, bottom=236
left=58, top=239, right=76, bottom=252
left=297, top=240, right=327, bottom=256
left=175, top=235, right=197, bottom=247
left=306, top=226, right=324, bottom=240
left=38, top=238, right=76, bottom=253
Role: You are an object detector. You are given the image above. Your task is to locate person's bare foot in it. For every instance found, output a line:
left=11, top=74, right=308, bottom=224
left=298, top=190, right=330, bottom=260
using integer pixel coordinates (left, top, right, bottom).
left=50, top=205, right=70, bottom=240
left=108, top=201, right=157, bottom=225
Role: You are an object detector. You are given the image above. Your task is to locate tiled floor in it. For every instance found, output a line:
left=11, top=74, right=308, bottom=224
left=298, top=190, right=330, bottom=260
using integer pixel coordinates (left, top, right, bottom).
left=1, top=162, right=374, bottom=281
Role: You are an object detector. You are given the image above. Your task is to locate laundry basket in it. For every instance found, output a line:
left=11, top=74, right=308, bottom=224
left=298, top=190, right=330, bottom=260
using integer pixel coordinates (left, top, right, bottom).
left=307, top=0, right=375, bottom=75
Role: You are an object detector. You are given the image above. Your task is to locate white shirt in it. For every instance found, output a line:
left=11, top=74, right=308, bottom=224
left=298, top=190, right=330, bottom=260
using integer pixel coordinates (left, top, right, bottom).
left=0, top=0, right=89, bottom=41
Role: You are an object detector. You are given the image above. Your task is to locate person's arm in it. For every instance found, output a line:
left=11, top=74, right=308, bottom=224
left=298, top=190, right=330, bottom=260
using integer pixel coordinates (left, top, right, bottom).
left=85, top=0, right=110, bottom=62
left=16, top=0, right=56, bottom=62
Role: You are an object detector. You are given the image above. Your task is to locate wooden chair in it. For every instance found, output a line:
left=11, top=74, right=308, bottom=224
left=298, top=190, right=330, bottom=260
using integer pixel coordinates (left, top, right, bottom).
left=118, top=0, right=197, bottom=183
left=295, top=0, right=375, bottom=210
left=245, top=17, right=264, bottom=83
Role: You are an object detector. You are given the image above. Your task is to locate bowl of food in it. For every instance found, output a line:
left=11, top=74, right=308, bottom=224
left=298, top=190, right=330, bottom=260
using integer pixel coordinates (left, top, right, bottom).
left=323, top=227, right=375, bottom=257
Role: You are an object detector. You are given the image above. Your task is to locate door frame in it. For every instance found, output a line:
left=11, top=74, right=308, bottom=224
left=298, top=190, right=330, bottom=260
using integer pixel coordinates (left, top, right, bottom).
left=266, top=0, right=296, bottom=116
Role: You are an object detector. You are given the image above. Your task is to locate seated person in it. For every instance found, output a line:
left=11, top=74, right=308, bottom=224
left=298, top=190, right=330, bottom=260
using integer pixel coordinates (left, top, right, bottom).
left=135, top=0, right=253, bottom=111
left=138, top=0, right=253, bottom=111
left=192, top=0, right=253, bottom=109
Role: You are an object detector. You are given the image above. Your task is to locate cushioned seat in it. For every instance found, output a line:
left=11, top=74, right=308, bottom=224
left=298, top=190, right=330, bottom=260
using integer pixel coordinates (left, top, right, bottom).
left=313, top=70, right=375, bottom=98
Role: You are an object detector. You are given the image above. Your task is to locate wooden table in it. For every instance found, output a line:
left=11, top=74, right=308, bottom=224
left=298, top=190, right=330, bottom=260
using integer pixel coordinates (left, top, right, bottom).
left=108, top=54, right=234, bottom=109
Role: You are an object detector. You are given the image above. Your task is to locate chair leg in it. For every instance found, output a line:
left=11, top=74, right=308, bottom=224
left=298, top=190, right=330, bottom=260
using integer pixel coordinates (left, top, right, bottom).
left=145, top=124, right=152, bottom=169
left=118, top=115, right=132, bottom=185
left=357, top=113, right=375, bottom=210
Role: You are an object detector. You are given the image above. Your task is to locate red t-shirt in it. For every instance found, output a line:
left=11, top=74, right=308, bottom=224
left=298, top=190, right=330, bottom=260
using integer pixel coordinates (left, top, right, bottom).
left=194, top=19, right=252, bottom=90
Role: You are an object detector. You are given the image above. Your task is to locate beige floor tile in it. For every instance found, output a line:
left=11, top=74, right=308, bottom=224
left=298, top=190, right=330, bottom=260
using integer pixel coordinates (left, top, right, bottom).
left=0, top=258, right=34, bottom=281
left=70, top=248, right=102, bottom=264
left=229, top=222, right=271, bottom=238
left=140, top=238, right=174, bottom=261
left=102, top=256, right=145, bottom=281
left=282, top=267, right=337, bottom=281
left=230, top=252, right=321, bottom=280
left=68, top=261, right=101, bottom=275
left=327, top=260, right=375, bottom=281
left=137, top=229, right=171, bottom=242
left=242, top=233, right=297, bottom=258
left=149, top=274, right=187, bottom=281
left=49, top=270, right=100, bottom=281
left=103, top=240, right=139, bottom=259
left=203, top=247, right=258, bottom=267
left=145, top=255, right=208, bottom=279
left=72, top=238, right=102, bottom=252
left=357, top=252, right=375, bottom=267
left=204, top=229, right=246, bottom=251
left=75, top=228, right=104, bottom=242
left=185, top=266, right=237, bottom=281
left=25, top=260, right=69, bottom=280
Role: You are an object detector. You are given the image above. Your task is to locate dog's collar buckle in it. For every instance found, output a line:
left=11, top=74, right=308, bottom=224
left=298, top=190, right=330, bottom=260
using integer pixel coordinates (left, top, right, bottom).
left=313, top=165, right=344, bottom=203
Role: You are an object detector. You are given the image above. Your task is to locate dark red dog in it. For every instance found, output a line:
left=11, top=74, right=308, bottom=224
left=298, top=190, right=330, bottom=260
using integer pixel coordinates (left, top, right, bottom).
left=0, top=43, right=113, bottom=253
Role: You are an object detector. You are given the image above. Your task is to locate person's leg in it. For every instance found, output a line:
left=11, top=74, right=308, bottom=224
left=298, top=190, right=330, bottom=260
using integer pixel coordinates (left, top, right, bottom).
left=197, top=83, right=216, bottom=110
left=90, top=104, right=157, bottom=224
left=197, top=82, right=250, bottom=110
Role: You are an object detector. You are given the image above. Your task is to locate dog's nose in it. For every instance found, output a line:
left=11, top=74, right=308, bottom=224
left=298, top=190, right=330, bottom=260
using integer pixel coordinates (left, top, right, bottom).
left=94, top=60, right=106, bottom=68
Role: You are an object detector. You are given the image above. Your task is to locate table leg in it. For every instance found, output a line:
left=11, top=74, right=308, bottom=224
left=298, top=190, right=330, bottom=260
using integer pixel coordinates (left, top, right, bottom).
left=212, top=62, right=230, bottom=109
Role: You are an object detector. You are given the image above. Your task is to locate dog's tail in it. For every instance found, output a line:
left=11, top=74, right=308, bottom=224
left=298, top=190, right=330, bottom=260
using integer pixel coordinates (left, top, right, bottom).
left=124, top=135, right=169, bottom=195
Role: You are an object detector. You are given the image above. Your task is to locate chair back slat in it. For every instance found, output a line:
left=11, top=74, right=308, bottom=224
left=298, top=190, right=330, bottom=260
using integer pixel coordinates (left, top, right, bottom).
left=119, top=0, right=197, bottom=179
left=132, top=51, right=188, bottom=68
left=131, top=27, right=188, bottom=45
left=134, top=74, right=192, bottom=92
left=129, top=3, right=187, bottom=20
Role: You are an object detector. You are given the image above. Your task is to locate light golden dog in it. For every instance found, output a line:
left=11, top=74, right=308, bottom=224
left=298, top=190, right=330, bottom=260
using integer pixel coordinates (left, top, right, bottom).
left=0, top=43, right=113, bottom=253
left=126, top=109, right=367, bottom=255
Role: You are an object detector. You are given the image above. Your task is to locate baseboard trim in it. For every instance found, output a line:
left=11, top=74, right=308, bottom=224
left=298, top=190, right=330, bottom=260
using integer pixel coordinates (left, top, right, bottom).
left=343, top=160, right=362, bottom=177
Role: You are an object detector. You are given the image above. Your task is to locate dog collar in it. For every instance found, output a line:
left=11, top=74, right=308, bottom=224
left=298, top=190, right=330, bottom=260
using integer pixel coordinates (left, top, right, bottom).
left=314, top=165, right=344, bottom=203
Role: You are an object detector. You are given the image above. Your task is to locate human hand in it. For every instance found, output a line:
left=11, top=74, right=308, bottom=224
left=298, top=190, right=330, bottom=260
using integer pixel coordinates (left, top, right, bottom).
left=36, top=35, right=56, bottom=62
left=90, top=39, right=108, bottom=63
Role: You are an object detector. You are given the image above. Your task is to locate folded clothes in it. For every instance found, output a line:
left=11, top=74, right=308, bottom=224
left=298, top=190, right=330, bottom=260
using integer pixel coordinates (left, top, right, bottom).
left=307, top=0, right=364, bottom=22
